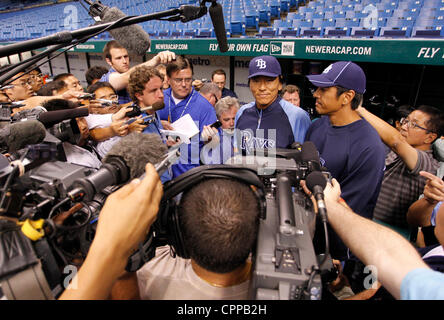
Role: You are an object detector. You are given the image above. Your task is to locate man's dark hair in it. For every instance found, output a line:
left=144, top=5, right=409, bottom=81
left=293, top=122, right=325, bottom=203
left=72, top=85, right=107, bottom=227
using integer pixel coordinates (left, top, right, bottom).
left=335, top=86, right=363, bottom=110
left=179, top=178, right=259, bottom=274
left=416, top=105, right=444, bottom=137
left=36, top=80, right=67, bottom=96
left=211, top=69, right=226, bottom=80
left=103, top=40, right=126, bottom=60
left=85, top=66, right=109, bottom=86
left=53, top=73, right=74, bottom=83
left=166, top=55, right=193, bottom=77
left=87, top=81, right=116, bottom=95
left=396, top=105, right=415, bottom=122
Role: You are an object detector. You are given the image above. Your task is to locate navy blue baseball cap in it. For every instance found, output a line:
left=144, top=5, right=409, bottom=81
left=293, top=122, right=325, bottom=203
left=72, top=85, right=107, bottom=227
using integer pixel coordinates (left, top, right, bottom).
left=307, top=61, right=366, bottom=94
left=248, top=56, right=282, bottom=79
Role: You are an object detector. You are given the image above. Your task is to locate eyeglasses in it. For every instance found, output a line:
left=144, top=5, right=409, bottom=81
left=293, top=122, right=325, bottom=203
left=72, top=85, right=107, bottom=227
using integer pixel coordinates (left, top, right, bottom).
left=400, top=117, right=430, bottom=132
left=13, top=79, right=33, bottom=87
left=171, top=77, right=193, bottom=85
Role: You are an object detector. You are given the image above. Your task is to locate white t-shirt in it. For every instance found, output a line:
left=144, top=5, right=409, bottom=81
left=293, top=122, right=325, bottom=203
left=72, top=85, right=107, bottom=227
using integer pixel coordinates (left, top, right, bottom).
left=85, top=113, right=120, bottom=158
left=62, top=142, right=102, bottom=169
left=137, top=246, right=250, bottom=300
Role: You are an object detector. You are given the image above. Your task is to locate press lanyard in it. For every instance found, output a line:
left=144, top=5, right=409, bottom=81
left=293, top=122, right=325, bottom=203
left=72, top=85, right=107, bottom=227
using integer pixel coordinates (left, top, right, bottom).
left=257, top=109, right=263, bottom=130
left=168, top=90, right=195, bottom=122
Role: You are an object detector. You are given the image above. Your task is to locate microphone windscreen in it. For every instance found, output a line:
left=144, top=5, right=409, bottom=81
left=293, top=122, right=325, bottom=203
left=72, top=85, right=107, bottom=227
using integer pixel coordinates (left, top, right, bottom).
left=306, top=171, right=327, bottom=193
left=103, top=133, right=167, bottom=179
left=38, top=108, right=89, bottom=128
left=100, top=7, right=151, bottom=56
left=301, top=141, right=320, bottom=163
left=209, top=3, right=228, bottom=53
left=3, top=120, right=46, bottom=152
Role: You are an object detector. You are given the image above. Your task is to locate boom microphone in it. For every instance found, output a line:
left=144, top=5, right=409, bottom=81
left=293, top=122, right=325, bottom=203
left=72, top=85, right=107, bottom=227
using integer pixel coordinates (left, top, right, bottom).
left=37, top=108, right=89, bottom=128
left=68, top=132, right=167, bottom=202
left=87, top=1, right=151, bottom=56
left=0, top=120, right=46, bottom=153
left=209, top=1, right=228, bottom=53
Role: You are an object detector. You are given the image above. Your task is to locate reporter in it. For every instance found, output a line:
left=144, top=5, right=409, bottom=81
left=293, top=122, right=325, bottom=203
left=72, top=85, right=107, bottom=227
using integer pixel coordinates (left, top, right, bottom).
left=59, top=163, right=163, bottom=300
left=324, top=178, right=444, bottom=299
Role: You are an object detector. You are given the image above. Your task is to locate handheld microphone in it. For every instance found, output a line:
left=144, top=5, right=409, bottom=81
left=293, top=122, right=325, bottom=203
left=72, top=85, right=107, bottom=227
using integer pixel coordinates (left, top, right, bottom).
left=209, top=1, right=229, bottom=53
left=68, top=132, right=168, bottom=202
left=125, top=101, right=165, bottom=118
left=87, top=1, right=151, bottom=56
left=306, top=171, right=328, bottom=223
left=0, top=120, right=46, bottom=153
left=301, top=141, right=322, bottom=172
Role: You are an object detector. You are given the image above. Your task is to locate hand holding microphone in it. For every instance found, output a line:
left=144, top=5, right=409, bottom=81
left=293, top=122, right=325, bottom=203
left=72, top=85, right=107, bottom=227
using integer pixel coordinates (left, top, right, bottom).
left=201, top=125, right=220, bottom=148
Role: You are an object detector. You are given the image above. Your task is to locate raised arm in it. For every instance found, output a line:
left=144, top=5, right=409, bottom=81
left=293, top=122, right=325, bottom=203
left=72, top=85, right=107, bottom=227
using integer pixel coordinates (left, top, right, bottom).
left=355, top=105, right=419, bottom=170
left=324, top=178, right=429, bottom=299
left=108, top=51, right=176, bottom=91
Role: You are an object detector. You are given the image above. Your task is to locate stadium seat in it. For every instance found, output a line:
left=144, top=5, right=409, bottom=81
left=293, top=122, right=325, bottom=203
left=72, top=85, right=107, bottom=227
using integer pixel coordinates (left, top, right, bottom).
left=324, top=26, right=350, bottom=37
left=350, top=27, right=380, bottom=37
left=278, top=26, right=299, bottom=37
left=256, top=27, right=277, bottom=37
left=379, top=26, right=413, bottom=37
left=412, top=26, right=444, bottom=38
left=299, top=27, right=323, bottom=37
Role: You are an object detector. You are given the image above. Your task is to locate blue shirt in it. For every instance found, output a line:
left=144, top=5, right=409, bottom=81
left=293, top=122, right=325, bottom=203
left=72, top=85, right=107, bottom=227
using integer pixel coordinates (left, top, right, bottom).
left=235, top=97, right=311, bottom=155
left=305, top=116, right=386, bottom=219
left=401, top=268, right=444, bottom=299
left=100, top=68, right=132, bottom=105
left=305, top=116, right=386, bottom=260
left=157, top=88, right=217, bottom=178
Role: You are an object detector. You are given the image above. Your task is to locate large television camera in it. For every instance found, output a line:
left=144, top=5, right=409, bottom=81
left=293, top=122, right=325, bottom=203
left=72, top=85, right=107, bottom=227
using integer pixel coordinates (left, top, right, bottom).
left=125, top=144, right=335, bottom=300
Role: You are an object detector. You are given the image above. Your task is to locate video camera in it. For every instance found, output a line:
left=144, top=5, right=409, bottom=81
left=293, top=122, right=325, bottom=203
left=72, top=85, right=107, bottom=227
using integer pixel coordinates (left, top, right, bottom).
left=125, top=143, right=335, bottom=300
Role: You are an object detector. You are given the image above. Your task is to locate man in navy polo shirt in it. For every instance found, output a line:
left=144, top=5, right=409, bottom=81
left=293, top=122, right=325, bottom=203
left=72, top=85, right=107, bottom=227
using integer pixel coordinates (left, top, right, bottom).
left=235, top=56, right=311, bottom=155
left=305, top=61, right=386, bottom=292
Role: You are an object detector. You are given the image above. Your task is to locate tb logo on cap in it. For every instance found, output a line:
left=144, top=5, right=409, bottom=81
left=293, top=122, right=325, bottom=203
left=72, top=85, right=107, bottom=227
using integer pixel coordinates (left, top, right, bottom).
left=323, top=64, right=333, bottom=74
left=256, top=59, right=267, bottom=69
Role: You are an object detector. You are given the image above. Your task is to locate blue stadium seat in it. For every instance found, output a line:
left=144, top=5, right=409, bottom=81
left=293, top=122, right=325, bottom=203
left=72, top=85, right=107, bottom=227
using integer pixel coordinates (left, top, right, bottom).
left=324, top=26, right=350, bottom=37
left=281, top=0, right=290, bottom=12
left=245, top=9, right=259, bottom=30
left=379, top=26, right=413, bottom=37
left=287, top=12, right=304, bottom=20
left=278, top=26, right=299, bottom=37
left=273, top=20, right=292, bottom=28
left=350, top=27, right=380, bottom=37
left=411, top=26, right=444, bottom=38
left=196, top=28, right=213, bottom=38
left=256, top=26, right=277, bottom=37
left=389, top=16, right=416, bottom=27
left=170, top=30, right=183, bottom=38
left=299, top=26, right=323, bottom=37
left=292, top=18, right=313, bottom=28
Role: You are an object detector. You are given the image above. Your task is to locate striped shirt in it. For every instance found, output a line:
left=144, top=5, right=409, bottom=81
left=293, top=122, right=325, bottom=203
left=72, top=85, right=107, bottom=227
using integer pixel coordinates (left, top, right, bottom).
left=373, top=149, right=439, bottom=228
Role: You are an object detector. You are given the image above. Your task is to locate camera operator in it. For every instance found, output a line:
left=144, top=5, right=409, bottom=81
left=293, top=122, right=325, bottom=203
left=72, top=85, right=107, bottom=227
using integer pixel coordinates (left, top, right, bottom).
left=109, top=177, right=260, bottom=300
left=59, top=163, right=163, bottom=300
